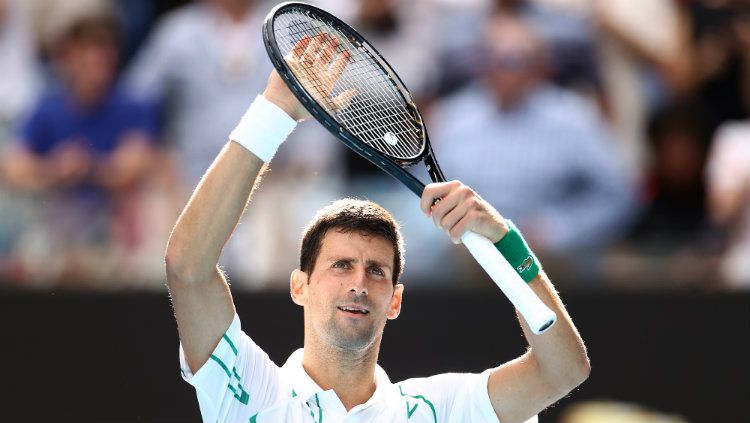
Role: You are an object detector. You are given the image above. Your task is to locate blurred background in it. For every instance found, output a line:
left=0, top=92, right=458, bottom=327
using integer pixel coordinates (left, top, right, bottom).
left=0, top=0, right=748, bottom=421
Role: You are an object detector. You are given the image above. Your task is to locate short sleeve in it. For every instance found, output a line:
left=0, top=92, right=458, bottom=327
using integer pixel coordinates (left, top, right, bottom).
left=398, top=371, right=537, bottom=423
left=179, top=313, right=284, bottom=423
left=446, top=369, right=500, bottom=423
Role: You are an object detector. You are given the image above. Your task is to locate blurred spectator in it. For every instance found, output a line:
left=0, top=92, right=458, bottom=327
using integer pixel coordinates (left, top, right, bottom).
left=593, top=0, right=691, bottom=172
left=126, top=0, right=344, bottom=288
left=706, top=121, right=750, bottom=289
left=1, top=0, right=161, bottom=287
left=685, top=1, right=750, bottom=131
left=430, top=14, right=634, bottom=257
left=318, top=0, right=440, bottom=99
left=308, top=0, right=443, bottom=180
left=604, top=103, right=721, bottom=290
left=0, top=0, right=42, bottom=280
left=126, top=0, right=341, bottom=188
left=432, top=0, right=602, bottom=102
left=499, top=0, right=601, bottom=95
left=0, top=0, right=41, bottom=131
left=125, top=0, right=273, bottom=189
left=627, top=103, right=714, bottom=250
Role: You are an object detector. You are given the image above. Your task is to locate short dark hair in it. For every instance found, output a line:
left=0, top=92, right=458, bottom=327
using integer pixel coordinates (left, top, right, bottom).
left=63, top=14, right=120, bottom=46
left=299, top=199, right=404, bottom=284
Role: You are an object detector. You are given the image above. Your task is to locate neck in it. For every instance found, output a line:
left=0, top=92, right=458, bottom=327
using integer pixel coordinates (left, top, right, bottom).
left=69, top=84, right=107, bottom=108
left=302, top=337, right=381, bottom=411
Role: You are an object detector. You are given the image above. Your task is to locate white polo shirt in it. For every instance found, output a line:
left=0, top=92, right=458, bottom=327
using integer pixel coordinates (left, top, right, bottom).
left=179, top=313, right=538, bottom=423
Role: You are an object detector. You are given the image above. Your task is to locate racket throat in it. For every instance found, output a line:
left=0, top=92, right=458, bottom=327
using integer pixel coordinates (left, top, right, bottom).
left=424, top=151, right=446, bottom=183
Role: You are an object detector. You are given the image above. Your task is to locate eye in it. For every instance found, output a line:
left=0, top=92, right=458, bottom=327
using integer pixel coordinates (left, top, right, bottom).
left=333, top=260, right=351, bottom=269
left=368, top=266, right=385, bottom=277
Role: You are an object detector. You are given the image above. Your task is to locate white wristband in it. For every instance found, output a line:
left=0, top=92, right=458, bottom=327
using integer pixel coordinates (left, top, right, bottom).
left=229, top=95, right=297, bottom=162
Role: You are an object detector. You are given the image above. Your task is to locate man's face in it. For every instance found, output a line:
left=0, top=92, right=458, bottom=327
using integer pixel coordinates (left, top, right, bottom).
left=482, top=19, right=545, bottom=110
left=293, top=229, right=403, bottom=352
left=60, top=30, right=118, bottom=103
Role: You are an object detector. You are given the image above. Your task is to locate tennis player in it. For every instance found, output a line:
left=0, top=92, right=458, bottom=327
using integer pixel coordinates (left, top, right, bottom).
left=165, top=36, right=589, bottom=423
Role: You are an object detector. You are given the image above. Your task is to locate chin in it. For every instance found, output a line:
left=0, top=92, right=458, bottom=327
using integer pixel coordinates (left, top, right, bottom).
left=329, top=326, right=379, bottom=351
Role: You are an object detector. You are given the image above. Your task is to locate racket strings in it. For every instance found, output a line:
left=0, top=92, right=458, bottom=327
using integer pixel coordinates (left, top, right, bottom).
left=274, top=10, right=424, bottom=160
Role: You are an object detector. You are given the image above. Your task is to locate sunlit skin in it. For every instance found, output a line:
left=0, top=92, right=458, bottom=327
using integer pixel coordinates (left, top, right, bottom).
left=290, top=229, right=403, bottom=409
left=167, top=26, right=590, bottom=422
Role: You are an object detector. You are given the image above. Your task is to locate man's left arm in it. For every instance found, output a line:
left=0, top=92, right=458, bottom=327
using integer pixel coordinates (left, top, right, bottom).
left=422, top=181, right=590, bottom=423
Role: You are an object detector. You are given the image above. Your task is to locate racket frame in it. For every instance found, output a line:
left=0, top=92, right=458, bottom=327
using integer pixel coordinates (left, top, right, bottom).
left=263, top=1, right=556, bottom=334
left=262, top=1, right=446, bottom=196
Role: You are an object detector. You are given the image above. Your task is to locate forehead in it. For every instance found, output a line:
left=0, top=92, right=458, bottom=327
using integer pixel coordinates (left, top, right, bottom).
left=317, top=229, right=394, bottom=263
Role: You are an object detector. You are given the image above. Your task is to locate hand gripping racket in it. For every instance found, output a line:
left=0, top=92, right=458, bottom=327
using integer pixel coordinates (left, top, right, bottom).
left=263, top=2, right=556, bottom=334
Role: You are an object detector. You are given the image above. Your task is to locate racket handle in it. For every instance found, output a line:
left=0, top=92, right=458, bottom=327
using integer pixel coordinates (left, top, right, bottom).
left=461, top=231, right=557, bottom=334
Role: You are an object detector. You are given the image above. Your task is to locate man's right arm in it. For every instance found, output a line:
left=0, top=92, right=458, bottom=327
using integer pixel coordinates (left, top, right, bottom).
left=164, top=70, right=307, bottom=374
left=165, top=34, right=349, bottom=374
left=165, top=141, right=263, bottom=373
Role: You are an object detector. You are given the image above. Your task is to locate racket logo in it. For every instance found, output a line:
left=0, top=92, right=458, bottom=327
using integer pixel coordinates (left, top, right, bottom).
left=383, top=132, right=399, bottom=146
left=517, top=256, right=534, bottom=273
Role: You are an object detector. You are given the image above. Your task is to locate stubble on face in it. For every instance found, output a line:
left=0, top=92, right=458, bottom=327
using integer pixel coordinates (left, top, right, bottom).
left=306, top=231, right=396, bottom=355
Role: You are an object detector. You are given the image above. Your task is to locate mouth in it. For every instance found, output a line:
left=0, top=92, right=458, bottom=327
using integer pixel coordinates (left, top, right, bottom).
left=337, top=305, right=370, bottom=317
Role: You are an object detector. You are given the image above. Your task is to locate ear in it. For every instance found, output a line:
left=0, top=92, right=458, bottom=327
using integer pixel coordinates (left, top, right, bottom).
left=290, top=269, right=308, bottom=307
left=386, top=283, right=404, bottom=320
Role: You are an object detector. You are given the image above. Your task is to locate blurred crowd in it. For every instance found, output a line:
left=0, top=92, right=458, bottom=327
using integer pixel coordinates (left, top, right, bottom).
left=0, top=0, right=748, bottom=291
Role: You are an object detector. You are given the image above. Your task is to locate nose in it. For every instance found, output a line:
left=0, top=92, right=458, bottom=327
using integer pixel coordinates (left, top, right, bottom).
left=348, top=268, right=368, bottom=296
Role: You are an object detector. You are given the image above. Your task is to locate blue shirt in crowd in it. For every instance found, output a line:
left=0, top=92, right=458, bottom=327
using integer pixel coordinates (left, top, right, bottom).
left=19, top=84, right=158, bottom=157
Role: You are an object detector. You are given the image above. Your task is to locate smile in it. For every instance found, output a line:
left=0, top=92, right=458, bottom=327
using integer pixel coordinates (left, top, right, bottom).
left=337, top=305, right=369, bottom=315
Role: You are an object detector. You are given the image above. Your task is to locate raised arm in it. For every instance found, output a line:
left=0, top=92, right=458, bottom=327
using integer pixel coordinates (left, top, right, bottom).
left=164, top=71, right=305, bottom=373
left=165, top=34, right=350, bottom=373
left=421, top=181, right=590, bottom=423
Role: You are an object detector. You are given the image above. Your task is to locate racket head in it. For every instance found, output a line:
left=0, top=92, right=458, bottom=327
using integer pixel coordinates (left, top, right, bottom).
left=262, top=1, right=428, bottom=168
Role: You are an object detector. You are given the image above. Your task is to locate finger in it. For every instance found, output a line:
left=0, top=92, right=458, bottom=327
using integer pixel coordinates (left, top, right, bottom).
left=314, top=35, right=340, bottom=68
left=430, top=187, right=463, bottom=228
left=328, top=49, right=351, bottom=80
left=447, top=213, right=475, bottom=244
left=302, top=35, right=326, bottom=65
left=420, top=181, right=460, bottom=215
left=333, top=88, right=358, bottom=111
left=291, top=36, right=312, bottom=59
left=440, top=199, right=471, bottom=240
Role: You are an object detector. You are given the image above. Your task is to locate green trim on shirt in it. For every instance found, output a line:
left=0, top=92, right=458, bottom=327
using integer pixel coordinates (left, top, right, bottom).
left=314, top=393, right=323, bottom=423
left=407, top=401, right=419, bottom=419
left=210, top=354, right=231, bottom=378
left=209, top=354, right=249, bottom=405
left=398, top=385, right=437, bottom=423
left=223, top=333, right=238, bottom=355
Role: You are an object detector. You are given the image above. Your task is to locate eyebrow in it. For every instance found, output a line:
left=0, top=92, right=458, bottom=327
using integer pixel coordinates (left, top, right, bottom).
left=329, top=257, right=392, bottom=270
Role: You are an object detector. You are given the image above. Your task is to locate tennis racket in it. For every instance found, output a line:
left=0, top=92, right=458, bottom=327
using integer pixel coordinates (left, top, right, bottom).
left=262, top=2, right=556, bottom=334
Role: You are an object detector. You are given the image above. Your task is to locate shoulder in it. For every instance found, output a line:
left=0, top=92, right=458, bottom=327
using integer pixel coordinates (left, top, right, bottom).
left=395, top=373, right=485, bottom=417
left=397, top=371, right=500, bottom=423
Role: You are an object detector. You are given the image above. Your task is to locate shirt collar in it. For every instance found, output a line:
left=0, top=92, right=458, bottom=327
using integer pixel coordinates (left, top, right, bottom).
left=280, top=348, right=393, bottom=407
